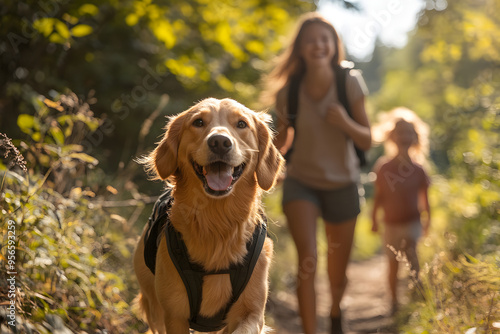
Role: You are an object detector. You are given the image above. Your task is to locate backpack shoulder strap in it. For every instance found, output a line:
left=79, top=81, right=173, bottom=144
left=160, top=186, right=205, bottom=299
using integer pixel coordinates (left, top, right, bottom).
left=287, top=74, right=302, bottom=129
left=284, top=74, right=302, bottom=161
left=335, top=64, right=367, bottom=166
left=335, top=65, right=352, bottom=117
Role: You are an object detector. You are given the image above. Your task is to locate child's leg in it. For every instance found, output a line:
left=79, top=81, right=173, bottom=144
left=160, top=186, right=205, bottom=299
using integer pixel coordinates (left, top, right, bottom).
left=404, top=221, right=423, bottom=282
left=404, top=239, right=420, bottom=281
left=387, top=250, right=399, bottom=306
left=402, top=221, right=426, bottom=303
left=384, top=224, right=402, bottom=308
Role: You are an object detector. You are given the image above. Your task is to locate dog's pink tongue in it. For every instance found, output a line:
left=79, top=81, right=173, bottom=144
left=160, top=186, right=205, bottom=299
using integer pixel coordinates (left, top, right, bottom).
left=204, top=163, right=233, bottom=191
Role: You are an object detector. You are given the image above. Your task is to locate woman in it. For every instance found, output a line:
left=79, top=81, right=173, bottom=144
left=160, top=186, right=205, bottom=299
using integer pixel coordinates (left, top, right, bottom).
left=262, top=12, right=371, bottom=334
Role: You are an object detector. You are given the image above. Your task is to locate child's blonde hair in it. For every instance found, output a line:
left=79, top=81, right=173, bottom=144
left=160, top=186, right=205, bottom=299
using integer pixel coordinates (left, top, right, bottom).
left=372, top=107, right=430, bottom=165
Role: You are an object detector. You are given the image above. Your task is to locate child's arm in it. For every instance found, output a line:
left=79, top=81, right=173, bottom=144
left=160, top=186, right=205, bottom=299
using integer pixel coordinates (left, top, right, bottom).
left=371, top=186, right=381, bottom=232
left=371, top=164, right=385, bottom=233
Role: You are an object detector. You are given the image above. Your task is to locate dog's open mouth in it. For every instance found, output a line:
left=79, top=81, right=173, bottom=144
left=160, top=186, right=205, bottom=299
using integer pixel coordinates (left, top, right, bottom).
left=193, top=161, right=245, bottom=196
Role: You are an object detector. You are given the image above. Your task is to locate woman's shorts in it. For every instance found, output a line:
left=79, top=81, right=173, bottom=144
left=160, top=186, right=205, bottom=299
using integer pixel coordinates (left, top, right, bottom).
left=282, top=177, right=360, bottom=223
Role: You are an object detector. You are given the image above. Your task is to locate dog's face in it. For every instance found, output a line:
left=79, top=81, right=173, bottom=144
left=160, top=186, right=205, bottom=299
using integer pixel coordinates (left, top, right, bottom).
left=148, top=98, right=283, bottom=197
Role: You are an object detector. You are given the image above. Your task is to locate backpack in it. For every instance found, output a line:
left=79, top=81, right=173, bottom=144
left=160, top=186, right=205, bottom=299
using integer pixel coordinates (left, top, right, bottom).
left=285, top=64, right=367, bottom=167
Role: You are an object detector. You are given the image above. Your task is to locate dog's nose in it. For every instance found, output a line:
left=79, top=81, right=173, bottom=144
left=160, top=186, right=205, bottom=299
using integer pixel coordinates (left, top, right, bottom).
left=208, top=134, right=232, bottom=155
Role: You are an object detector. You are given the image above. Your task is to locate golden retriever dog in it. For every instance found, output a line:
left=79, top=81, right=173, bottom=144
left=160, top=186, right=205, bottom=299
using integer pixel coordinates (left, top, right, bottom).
left=133, top=98, right=284, bottom=333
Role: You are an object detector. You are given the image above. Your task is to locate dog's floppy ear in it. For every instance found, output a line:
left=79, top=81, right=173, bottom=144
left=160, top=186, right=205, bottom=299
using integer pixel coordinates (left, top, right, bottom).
left=255, top=112, right=285, bottom=190
left=144, top=113, right=185, bottom=180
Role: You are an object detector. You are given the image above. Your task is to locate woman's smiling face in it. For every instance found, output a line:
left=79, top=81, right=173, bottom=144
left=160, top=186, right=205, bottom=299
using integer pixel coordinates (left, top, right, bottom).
left=300, top=23, right=336, bottom=69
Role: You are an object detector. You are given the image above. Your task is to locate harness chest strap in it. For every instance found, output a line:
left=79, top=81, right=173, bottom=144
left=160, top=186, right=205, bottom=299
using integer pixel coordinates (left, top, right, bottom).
left=144, top=189, right=173, bottom=274
left=166, top=220, right=267, bottom=332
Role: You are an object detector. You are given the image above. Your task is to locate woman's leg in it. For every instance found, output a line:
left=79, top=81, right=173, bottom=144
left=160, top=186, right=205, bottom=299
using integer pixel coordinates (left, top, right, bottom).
left=284, top=200, right=320, bottom=334
left=324, top=218, right=357, bottom=318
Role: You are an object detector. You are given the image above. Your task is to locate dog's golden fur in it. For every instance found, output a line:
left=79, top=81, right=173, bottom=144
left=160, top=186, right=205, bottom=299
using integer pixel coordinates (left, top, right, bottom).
left=133, top=98, right=284, bottom=333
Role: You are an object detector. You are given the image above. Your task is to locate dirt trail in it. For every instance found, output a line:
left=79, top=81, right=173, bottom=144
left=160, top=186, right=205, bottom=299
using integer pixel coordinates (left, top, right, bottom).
left=268, top=254, right=408, bottom=334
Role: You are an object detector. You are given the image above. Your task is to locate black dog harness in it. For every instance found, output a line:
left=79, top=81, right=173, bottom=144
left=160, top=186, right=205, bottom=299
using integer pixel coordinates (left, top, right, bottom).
left=143, top=189, right=268, bottom=332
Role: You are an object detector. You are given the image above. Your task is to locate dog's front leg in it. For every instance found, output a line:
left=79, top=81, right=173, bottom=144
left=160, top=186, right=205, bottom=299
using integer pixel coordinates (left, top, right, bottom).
left=163, top=316, right=190, bottom=334
left=225, top=313, right=265, bottom=334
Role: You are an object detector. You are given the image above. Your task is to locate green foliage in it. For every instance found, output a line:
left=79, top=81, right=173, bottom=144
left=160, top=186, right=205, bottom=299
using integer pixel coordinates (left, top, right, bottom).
left=0, top=93, right=143, bottom=333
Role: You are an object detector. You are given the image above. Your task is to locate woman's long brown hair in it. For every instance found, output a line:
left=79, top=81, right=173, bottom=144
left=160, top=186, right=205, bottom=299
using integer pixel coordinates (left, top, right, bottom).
left=261, top=12, right=345, bottom=107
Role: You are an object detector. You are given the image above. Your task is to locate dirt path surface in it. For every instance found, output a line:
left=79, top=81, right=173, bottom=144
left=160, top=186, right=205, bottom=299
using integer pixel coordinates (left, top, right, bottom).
left=268, top=254, right=408, bottom=334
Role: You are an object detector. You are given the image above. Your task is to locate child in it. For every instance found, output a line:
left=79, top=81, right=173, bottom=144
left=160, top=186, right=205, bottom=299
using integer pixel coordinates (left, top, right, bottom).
left=371, top=107, right=430, bottom=314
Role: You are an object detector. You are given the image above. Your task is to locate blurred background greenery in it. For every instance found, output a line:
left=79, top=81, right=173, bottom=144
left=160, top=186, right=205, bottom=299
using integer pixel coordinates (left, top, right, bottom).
left=1, top=0, right=499, bottom=333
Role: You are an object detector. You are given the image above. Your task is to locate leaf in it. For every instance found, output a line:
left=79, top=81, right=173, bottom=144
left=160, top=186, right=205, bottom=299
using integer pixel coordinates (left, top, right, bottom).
left=71, top=24, right=93, bottom=37
left=150, top=20, right=176, bottom=49
left=67, top=153, right=98, bottom=165
left=43, top=98, right=64, bottom=111
left=61, top=144, right=83, bottom=154
left=17, top=114, right=36, bottom=134
left=125, top=14, right=139, bottom=26
left=62, top=13, right=79, bottom=25
left=49, top=33, right=67, bottom=44
left=58, top=115, right=74, bottom=137
left=245, top=40, right=265, bottom=55
left=465, top=254, right=479, bottom=264
left=54, top=20, right=70, bottom=39
left=74, top=114, right=100, bottom=131
left=78, top=4, right=99, bottom=16
left=216, top=75, right=234, bottom=92
left=32, top=132, right=41, bottom=142
left=49, top=127, right=65, bottom=145
left=106, top=185, right=118, bottom=194
left=33, top=18, right=55, bottom=37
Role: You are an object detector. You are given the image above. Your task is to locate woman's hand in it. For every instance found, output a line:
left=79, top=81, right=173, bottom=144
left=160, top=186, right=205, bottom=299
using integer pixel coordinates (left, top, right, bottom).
left=326, top=97, right=372, bottom=151
left=325, top=102, right=350, bottom=129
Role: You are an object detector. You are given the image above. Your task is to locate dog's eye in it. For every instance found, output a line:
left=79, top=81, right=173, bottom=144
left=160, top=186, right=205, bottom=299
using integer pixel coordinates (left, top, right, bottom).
left=192, top=118, right=204, bottom=127
left=237, top=120, right=247, bottom=129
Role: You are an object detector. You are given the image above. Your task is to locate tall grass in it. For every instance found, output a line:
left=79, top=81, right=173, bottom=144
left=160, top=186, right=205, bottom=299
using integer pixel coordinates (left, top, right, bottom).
left=398, top=253, right=499, bottom=333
